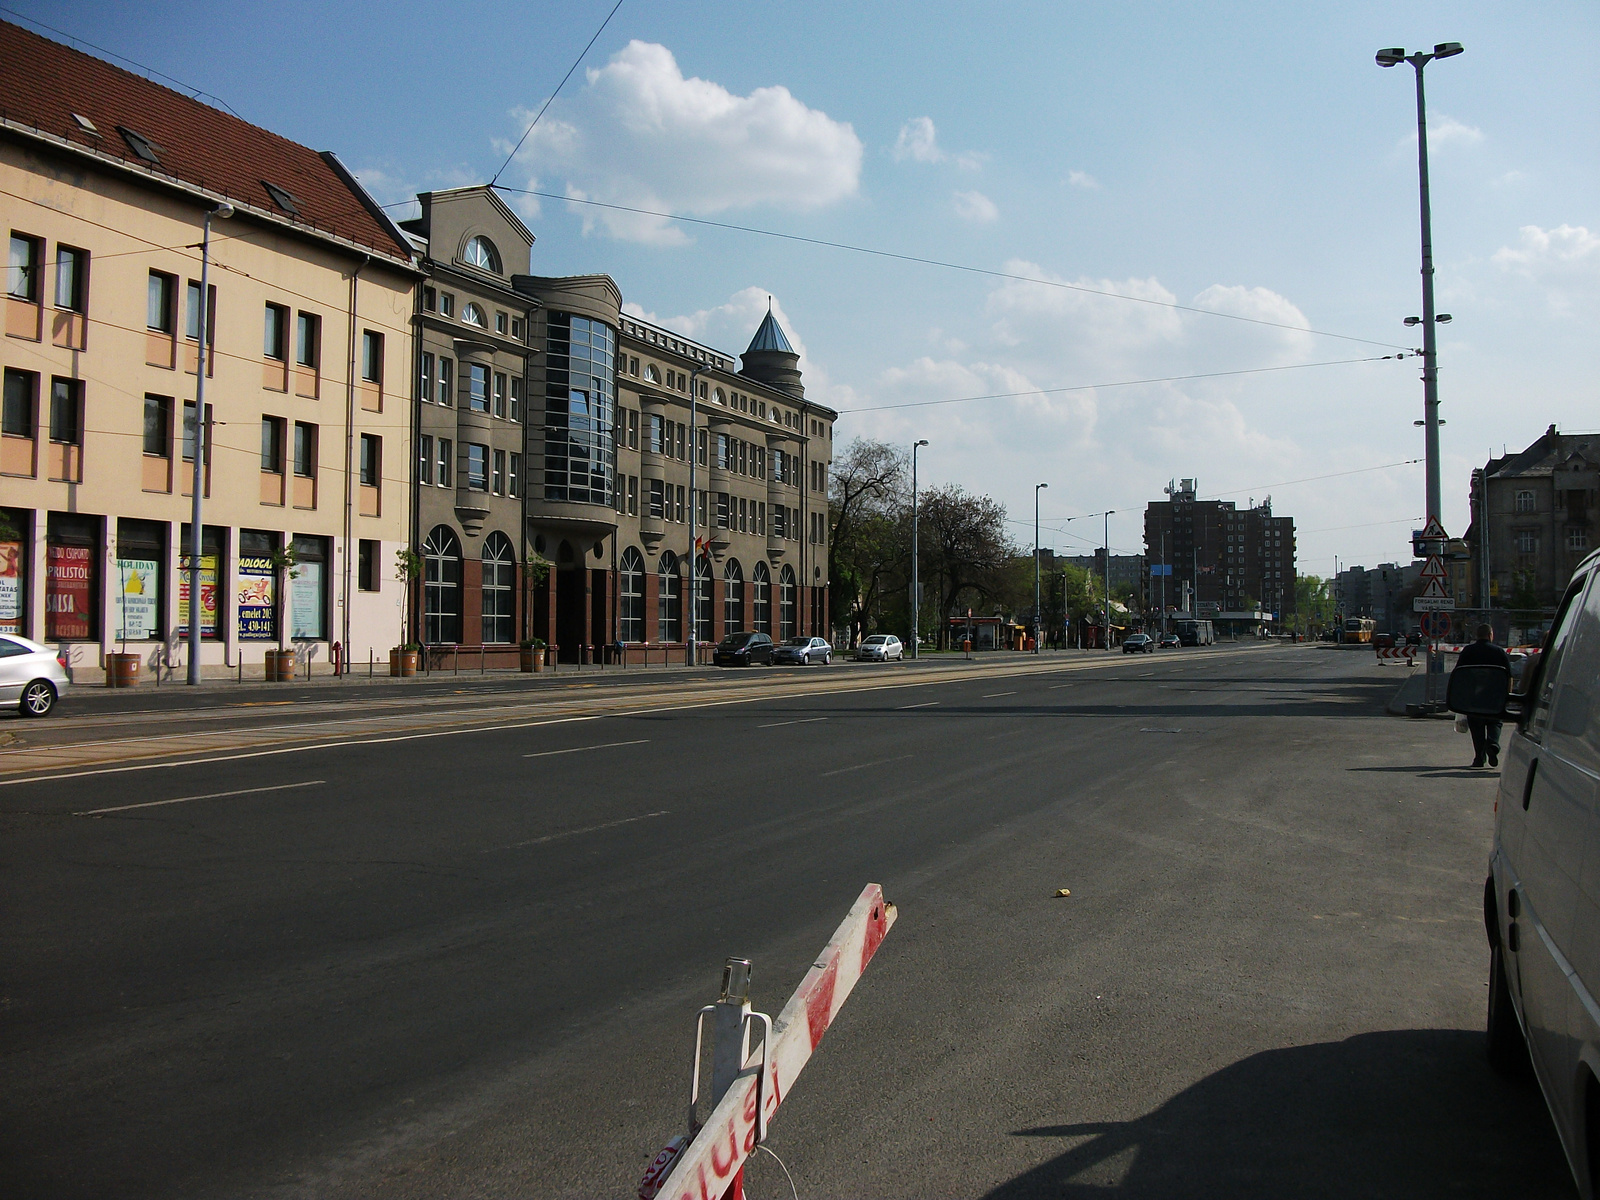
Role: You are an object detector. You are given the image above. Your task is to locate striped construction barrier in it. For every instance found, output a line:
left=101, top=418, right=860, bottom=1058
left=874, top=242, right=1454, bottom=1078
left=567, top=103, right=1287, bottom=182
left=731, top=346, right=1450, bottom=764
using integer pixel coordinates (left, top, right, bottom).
left=1375, top=645, right=1418, bottom=661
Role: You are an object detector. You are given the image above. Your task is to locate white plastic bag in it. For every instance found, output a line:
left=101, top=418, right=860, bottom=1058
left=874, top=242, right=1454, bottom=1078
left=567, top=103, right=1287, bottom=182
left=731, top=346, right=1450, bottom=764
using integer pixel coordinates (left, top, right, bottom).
left=1454, top=713, right=1469, bottom=734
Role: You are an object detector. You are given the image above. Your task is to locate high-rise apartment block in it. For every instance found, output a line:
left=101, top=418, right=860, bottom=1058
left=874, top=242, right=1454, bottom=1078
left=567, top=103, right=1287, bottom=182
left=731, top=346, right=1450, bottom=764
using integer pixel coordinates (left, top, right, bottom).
left=1143, top=478, right=1296, bottom=620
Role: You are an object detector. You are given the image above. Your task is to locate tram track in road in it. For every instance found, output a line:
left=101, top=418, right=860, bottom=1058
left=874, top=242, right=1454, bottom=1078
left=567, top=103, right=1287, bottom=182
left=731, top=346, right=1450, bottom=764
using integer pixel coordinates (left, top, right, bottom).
left=1, top=645, right=1292, bottom=784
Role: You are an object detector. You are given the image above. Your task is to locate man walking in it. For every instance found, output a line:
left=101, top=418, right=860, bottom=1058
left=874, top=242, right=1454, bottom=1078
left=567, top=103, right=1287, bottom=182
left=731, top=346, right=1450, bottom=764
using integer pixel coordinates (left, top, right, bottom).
left=1455, top=623, right=1512, bottom=768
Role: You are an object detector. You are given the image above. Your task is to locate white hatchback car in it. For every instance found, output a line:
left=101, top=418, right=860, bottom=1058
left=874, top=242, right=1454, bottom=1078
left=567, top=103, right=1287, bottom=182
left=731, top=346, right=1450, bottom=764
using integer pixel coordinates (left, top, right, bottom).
left=0, top=633, right=70, bottom=716
left=855, top=634, right=904, bottom=662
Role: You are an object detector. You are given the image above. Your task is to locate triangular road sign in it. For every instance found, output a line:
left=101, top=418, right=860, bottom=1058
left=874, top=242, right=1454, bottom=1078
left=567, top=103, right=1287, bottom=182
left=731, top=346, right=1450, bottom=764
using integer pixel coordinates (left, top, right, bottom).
left=1419, top=556, right=1450, bottom=581
left=1419, top=575, right=1452, bottom=599
left=1420, top=516, right=1448, bottom=539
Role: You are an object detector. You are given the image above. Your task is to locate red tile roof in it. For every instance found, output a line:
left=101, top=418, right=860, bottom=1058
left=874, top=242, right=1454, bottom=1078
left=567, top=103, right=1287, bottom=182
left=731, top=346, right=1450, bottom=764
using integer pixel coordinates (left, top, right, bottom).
left=0, top=19, right=413, bottom=264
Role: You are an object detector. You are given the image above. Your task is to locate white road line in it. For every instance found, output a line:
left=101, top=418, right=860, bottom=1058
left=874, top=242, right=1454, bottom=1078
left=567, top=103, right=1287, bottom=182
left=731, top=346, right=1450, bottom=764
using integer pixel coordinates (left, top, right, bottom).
left=982, top=691, right=1017, bottom=698
left=483, top=809, right=669, bottom=852
left=523, top=739, right=650, bottom=758
left=758, top=717, right=829, bottom=728
left=76, top=779, right=326, bottom=816
left=1050, top=684, right=1075, bottom=689
left=820, top=755, right=913, bottom=777
left=897, top=701, right=940, bottom=710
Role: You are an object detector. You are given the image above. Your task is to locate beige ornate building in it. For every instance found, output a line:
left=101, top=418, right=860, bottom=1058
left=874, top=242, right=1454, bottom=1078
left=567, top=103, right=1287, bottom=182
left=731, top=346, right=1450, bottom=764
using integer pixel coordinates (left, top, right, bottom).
left=0, top=21, right=417, bottom=679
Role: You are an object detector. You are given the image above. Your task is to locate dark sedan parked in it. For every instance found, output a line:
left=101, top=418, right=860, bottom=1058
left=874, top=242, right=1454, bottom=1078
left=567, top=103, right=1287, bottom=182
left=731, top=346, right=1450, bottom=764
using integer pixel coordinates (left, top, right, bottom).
left=713, top=631, right=775, bottom=666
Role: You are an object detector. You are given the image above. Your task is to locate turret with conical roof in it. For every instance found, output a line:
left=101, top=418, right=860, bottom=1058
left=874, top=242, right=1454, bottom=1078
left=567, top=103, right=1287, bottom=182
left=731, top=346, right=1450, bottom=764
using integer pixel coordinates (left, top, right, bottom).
left=739, top=300, right=803, bottom=399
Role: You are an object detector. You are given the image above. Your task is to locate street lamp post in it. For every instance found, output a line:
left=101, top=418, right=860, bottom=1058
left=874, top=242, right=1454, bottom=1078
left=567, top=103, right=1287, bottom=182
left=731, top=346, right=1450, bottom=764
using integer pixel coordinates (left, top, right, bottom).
left=1103, top=510, right=1114, bottom=651
left=1034, top=483, right=1048, bottom=653
left=186, top=202, right=232, bottom=684
left=687, top=362, right=709, bottom=666
left=910, top=440, right=928, bottom=657
left=1379, top=41, right=1462, bottom=705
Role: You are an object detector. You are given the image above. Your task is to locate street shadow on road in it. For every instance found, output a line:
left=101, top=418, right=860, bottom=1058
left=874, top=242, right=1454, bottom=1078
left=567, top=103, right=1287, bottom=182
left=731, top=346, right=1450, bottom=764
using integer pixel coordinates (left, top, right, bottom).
left=987, top=1029, right=1573, bottom=1199
left=1348, top=765, right=1501, bottom=780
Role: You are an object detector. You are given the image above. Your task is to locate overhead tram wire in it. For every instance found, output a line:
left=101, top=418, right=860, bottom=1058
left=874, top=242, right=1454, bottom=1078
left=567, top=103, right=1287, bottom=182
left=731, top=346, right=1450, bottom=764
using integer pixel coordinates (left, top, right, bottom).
left=489, top=186, right=1413, bottom=353
left=831, top=356, right=1404, bottom=416
left=488, top=0, right=626, bottom=188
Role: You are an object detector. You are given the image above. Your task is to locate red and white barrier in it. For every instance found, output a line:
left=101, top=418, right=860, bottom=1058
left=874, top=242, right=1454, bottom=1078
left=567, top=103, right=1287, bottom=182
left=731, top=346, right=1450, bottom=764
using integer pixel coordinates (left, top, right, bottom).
left=1374, top=645, right=1417, bottom=661
left=641, top=883, right=897, bottom=1200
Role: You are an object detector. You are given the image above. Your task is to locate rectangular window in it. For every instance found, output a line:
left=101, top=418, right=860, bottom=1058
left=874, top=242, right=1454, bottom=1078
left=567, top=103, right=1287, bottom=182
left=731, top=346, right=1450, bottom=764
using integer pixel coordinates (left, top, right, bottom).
left=716, top=492, right=729, bottom=529
left=439, top=292, right=454, bottom=317
left=696, top=488, right=707, bottom=527
left=264, top=303, right=287, bottom=359
left=147, top=271, right=175, bottom=332
left=495, top=311, right=508, bottom=334
left=186, top=280, right=202, bottom=339
left=717, top=434, right=730, bottom=470
left=181, top=401, right=213, bottom=464
left=358, top=539, right=378, bottom=591
left=295, top=312, right=319, bottom=367
left=509, top=377, right=522, bottom=423
left=628, top=407, right=639, bottom=449
left=260, top=417, right=285, bottom=472
left=648, top=478, right=664, bottom=519
left=757, top=502, right=765, bottom=536
left=362, top=330, right=383, bottom=383
left=437, top=438, right=452, bottom=487
left=467, top=443, right=488, bottom=491
left=738, top=440, right=747, bottom=476
left=48, top=378, right=81, bottom=445
left=418, top=433, right=433, bottom=486
left=422, top=285, right=436, bottom=312
left=437, top=357, right=453, bottom=406
left=676, top=422, right=686, bottom=460
left=293, top=421, right=316, bottom=476
left=3, top=368, right=35, bottom=436
left=467, top=364, right=490, bottom=412
left=755, top=447, right=765, bottom=480
left=420, top=352, right=434, bottom=403
left=739, top=496, right=748, bottom=534
left=493, top=372, right=506, bottom=418
left=143, top=395, right=170, bottom=456
left=627, top=475, right=637, bottom=515
left=359, top=434, right=380, bottom=486
left=54, top=246, right=86, bottom=311
left=649, top=413, right=665, bottom=455
left=509, top=452, right=520, bottom=498
left=492, top=448, right=505, bottom=495
left=675, top=485, right=685, bottom=523
left=8, top=233, right=41, bottom=300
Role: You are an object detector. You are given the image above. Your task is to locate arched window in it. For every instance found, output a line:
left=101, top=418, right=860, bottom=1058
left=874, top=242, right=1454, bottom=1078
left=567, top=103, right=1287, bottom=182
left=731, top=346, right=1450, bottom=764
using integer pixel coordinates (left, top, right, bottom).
left=463, top=235, right=501, bottom=274
left=619, top=548, right=645, bottom=642
left=461, top=302, right=486, bottom=327
left=723, top=559, right=744, bottom=633
left=481, top=532, right=515, bottom=644
left=694, top=555, right=713, bottom=644
left=779, top=564, right=797, bottom=640
left=423, top=525, right=460, bottom=644
left=752, top=560, right=771, bottom=635
left=644, top=364, right=660, bottom=383
left=714, top=387, right=726, bottom=406
left=657, top=550, right=681, bottom=643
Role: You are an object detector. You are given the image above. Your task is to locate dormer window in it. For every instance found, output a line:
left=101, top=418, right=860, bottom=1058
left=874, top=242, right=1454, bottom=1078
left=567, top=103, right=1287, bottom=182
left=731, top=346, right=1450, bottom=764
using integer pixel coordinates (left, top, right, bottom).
left=463, top=236, right=501, bottom=274
left=262, top=180, right=300, bottom=215
left=71, top=113, right=99, bottom=136
left=116, top=125, right=160, bottom=164
left=461, top=302, right=486, bottom=327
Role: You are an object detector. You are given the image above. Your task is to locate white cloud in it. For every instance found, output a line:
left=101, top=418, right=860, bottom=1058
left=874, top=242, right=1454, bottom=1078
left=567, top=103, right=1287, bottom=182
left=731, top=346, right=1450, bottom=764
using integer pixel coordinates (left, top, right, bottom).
left=893, top=116, right=943, bottom=163
left=1066, top=170, right=1100, bottom=190
left=953, top=190, right=999, bottom=223
left=510, top=41, right=862, bottom=245
left=1493, top=224, right=1600, bottom=276
left=1399, top=114, right=1482, bottom=150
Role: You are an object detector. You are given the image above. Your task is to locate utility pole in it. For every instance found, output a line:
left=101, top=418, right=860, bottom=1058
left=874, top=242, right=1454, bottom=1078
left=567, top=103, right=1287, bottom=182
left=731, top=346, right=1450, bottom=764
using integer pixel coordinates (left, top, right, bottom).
left=911, top=440, right=928, bottom=656
left=1103, top=510, right=1114, bottom=651
left=688, top=363, right=709, bottom=666
left=186, top=202, right=232, bottom=684
left=1034, top=483, right=1047, bottom=653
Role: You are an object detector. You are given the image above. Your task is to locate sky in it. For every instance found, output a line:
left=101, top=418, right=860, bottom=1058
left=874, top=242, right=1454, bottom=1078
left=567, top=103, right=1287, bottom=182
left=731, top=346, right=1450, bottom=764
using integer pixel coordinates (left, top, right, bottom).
left=19, top=0, right=1598, bottom=575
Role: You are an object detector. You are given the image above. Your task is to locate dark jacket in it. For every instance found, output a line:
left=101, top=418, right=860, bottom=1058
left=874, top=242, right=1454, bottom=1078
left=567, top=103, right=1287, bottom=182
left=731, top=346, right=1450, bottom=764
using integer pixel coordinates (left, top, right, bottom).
left=1457, top=639, right=1512, bottom=671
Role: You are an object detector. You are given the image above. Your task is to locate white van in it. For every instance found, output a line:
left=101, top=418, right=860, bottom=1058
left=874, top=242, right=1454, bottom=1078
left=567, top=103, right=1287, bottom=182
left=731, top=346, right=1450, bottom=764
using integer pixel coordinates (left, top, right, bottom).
left=1464, top=548, right=1600, bottom=1195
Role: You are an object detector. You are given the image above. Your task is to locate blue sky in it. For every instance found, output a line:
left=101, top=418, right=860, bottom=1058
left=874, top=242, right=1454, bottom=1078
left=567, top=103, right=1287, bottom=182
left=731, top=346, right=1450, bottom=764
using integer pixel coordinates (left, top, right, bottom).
left=25, top=1, right=1598, bottom=574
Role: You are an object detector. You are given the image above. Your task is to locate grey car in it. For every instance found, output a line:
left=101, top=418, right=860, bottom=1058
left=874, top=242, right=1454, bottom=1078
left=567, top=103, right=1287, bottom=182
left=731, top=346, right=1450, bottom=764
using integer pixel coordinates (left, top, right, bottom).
left=0, top=633, right=70, bottom=716
left=772, top=636, right=832, bottom=665
left=855, top=634, right=904, bottom=662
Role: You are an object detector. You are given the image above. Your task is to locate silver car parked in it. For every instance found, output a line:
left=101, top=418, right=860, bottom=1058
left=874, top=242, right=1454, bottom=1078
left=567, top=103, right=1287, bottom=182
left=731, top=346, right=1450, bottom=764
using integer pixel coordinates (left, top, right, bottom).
left=0, top=633, right=70, bottom=717
left=772, top=636, right=832, bottom=665
left=855, top=634, right=904, bottom=662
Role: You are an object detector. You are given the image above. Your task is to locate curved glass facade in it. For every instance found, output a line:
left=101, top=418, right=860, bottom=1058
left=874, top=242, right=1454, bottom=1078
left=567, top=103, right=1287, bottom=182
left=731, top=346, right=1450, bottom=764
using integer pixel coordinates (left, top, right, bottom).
left=543, top=313, right=615, bottom=505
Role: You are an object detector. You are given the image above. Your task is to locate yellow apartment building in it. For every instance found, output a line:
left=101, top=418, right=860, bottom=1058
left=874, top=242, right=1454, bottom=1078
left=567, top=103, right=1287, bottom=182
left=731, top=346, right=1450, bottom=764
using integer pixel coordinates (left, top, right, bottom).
left=0, top=21, right=418, bottom=680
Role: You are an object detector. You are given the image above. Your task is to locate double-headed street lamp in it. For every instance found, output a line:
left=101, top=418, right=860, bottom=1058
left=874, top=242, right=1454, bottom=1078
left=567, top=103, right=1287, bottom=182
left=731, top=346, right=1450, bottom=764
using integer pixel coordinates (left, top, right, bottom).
left=1378, top=40, right=1462, bottom=706
left=1064, top=509, right=1115, bottom=650
left=1034, top=483, right=1048, bottom=652
left=910, top=439, right=928, bottom=658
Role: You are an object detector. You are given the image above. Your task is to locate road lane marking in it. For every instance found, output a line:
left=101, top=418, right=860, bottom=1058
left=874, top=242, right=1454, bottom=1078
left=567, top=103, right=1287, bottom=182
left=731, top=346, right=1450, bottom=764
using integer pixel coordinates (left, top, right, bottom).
left=821, top=755, right=913, bottom=777
left=77, top=779, right=326, bottom=816
left=897, top=701, right=940, bottom=710
left=758, top=717, right=829, bottom=728
left=523, top=739, right=650, bottom=758
left=982, top=691, right=1017, bottom=698
left=1050, top=684, right=1075, bottom=689
left=484, top=809, right=669, bottom=852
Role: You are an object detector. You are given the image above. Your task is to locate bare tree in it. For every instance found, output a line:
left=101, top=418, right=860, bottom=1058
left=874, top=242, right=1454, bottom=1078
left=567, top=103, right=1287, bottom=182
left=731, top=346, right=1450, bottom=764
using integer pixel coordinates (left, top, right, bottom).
left=828, top=439, right=909, bottom=643
left=917, top=485, right=1016, bottom=644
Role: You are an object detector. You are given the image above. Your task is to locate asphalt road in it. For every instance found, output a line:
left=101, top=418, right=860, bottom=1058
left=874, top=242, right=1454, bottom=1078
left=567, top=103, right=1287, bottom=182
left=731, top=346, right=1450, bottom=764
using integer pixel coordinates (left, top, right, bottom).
left=0, top=645, right=1575, bottom=1198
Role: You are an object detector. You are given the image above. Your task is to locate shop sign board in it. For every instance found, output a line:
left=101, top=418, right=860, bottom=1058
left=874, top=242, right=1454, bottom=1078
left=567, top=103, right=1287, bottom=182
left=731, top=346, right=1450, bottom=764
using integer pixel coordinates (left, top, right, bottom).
left=177, top=554, right=218, bottom=638
left=114, top=557, right=160, bottom=640
left=237, top=556, right=276, bottom=641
